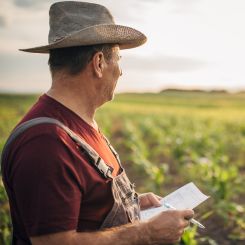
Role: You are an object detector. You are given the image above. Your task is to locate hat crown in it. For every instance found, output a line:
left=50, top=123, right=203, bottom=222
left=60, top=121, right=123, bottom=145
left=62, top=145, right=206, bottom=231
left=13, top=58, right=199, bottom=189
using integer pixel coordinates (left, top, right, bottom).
left=48, top=1, right=115, bottom=43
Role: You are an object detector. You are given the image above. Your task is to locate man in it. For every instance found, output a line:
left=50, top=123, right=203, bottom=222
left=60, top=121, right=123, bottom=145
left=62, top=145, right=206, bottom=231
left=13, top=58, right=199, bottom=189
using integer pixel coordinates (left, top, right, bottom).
left=1, top=1, right=194, bottom=244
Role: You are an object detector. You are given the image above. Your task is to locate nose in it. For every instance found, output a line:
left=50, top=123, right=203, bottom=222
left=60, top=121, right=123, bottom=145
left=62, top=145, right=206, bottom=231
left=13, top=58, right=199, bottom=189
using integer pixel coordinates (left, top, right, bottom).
left=119, top=68, right=123, bottom=76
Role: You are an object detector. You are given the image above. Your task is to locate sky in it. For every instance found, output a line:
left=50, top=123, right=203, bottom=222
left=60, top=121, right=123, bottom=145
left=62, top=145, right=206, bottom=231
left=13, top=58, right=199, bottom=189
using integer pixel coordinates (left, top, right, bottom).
left=0, top=0, right=245, bottom=93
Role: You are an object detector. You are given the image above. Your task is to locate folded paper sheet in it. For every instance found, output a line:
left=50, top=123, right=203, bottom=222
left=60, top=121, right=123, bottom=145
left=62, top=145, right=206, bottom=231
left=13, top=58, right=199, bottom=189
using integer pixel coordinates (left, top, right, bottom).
left=140, top=182, right=209, bottom=220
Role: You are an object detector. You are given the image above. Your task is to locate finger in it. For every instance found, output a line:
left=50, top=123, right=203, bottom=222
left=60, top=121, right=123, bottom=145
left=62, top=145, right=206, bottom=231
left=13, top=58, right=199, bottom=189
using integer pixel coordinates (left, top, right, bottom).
left=148, top=193, right=162, bottom=207
left=178, top=228, right=185, bottom=236
left=172, top=237, right=182, bottom=244
left=155, top=194, right=162, bottom=200
left=181, top=219, right=190, bottom=228
left=181, top=209, right=194, bottom=220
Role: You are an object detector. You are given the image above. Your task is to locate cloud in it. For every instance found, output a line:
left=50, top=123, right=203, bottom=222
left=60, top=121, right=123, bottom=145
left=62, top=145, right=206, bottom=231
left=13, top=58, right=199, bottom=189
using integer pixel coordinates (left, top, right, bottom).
left=14, top=0, right=41, bottom=8
left=0, top=15, right=6, bottom=27
left=122, top=55, right=207, bottom=73
left=141, top=0, right=200, bottom=15
left=14, top=0, right=33, bottom=8
left=13, top=0, right=56, bottom=9
left=169, top=0, right=201, bottom=14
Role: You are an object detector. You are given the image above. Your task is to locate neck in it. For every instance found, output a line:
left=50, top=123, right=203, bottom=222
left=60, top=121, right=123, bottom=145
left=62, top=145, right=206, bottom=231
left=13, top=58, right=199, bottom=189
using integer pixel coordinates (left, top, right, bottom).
left=47, top=71, right=100, bottom=130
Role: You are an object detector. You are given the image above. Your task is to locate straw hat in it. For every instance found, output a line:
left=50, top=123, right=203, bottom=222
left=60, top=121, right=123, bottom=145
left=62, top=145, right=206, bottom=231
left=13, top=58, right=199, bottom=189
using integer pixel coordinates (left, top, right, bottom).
left=20, top=1, right=147, bottom=53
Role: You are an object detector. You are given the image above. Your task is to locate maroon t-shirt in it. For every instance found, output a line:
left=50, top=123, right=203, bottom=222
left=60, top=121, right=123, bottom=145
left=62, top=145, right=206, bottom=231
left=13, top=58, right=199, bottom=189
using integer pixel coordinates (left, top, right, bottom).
left=2, top=94, right=120, bottom=244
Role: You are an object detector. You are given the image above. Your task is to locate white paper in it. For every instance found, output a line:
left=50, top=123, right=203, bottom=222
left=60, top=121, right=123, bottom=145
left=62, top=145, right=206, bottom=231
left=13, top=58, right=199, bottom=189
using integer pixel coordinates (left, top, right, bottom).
left=140, top=182, right=209, bottom=220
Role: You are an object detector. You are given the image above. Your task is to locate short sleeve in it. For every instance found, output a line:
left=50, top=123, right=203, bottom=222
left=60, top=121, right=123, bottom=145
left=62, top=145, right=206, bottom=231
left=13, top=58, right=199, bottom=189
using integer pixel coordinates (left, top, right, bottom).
left=12, top=127, right=83, bottom=236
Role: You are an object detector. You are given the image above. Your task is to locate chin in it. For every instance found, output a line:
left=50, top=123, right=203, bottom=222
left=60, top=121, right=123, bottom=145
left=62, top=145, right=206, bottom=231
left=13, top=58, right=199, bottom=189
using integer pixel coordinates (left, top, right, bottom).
left=107, top=89, right=115, bottom=102
left=99, top=93, right=114, bottom=107
left=110, top=92, right=115, bottom=101
left=105, top=94, right=114, bottom=103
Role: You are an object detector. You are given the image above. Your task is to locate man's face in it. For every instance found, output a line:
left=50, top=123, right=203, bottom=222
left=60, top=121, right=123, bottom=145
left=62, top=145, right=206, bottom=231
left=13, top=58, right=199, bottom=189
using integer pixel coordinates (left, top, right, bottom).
left=102, top=45, right=122, bottom=102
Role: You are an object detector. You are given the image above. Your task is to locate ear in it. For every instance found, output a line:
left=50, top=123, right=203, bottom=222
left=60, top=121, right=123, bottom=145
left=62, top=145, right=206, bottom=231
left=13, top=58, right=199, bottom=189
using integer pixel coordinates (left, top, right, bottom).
left=92, top=52, right=104, bottom=78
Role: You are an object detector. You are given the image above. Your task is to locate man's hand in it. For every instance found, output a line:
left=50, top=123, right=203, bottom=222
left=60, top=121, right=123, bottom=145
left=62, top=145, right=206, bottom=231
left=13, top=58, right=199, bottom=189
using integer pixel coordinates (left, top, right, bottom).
left=139, top=192, right=162, bottom=210
left=142, top=209, right=195, bottom=244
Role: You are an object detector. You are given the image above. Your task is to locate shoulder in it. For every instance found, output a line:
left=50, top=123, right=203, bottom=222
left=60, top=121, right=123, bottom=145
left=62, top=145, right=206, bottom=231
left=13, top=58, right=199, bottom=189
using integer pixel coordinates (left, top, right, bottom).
left=5, top=122, right=79, bottom=170
left=4, top=122, right=86, bottom=185
left=12, top=122, right=73, bottom=146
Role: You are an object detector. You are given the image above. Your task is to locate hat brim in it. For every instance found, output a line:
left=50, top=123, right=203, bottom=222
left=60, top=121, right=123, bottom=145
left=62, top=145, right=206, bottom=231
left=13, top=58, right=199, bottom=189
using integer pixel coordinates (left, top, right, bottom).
left=19, top=24, right=147, bottom=53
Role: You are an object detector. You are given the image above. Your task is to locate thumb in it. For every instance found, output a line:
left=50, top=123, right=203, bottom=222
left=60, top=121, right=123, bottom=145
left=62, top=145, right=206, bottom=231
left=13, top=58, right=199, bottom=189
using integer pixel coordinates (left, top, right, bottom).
left=181, top=209, right=194, bottom=220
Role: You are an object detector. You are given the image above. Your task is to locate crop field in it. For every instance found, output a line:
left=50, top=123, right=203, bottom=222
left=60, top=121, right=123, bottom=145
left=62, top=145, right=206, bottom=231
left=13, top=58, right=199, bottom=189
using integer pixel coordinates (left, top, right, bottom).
left=0, top=91, right=245, bottom=244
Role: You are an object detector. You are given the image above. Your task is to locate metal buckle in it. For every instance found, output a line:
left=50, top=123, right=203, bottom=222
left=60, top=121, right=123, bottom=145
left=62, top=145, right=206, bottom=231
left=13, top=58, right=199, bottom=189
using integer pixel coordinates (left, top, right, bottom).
left=96, top=157, right=113, bottom=178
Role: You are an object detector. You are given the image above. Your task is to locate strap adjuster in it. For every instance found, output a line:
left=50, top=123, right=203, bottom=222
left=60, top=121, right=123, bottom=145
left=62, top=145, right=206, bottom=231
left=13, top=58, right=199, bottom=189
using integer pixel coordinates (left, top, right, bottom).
left=95, top=157, right=113, bottom=178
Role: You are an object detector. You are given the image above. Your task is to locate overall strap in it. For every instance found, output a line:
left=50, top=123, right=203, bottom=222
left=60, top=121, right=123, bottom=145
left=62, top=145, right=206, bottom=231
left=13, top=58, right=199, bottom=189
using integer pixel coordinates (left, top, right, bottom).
left=1, top=117, right=113, bottom=179
left=102, top=135, right=122, bottom=167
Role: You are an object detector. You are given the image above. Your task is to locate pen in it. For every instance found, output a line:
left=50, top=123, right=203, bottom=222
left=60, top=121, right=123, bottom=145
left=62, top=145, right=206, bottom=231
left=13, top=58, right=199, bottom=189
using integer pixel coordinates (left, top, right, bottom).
left=164, top=202, right=205, bottom=229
